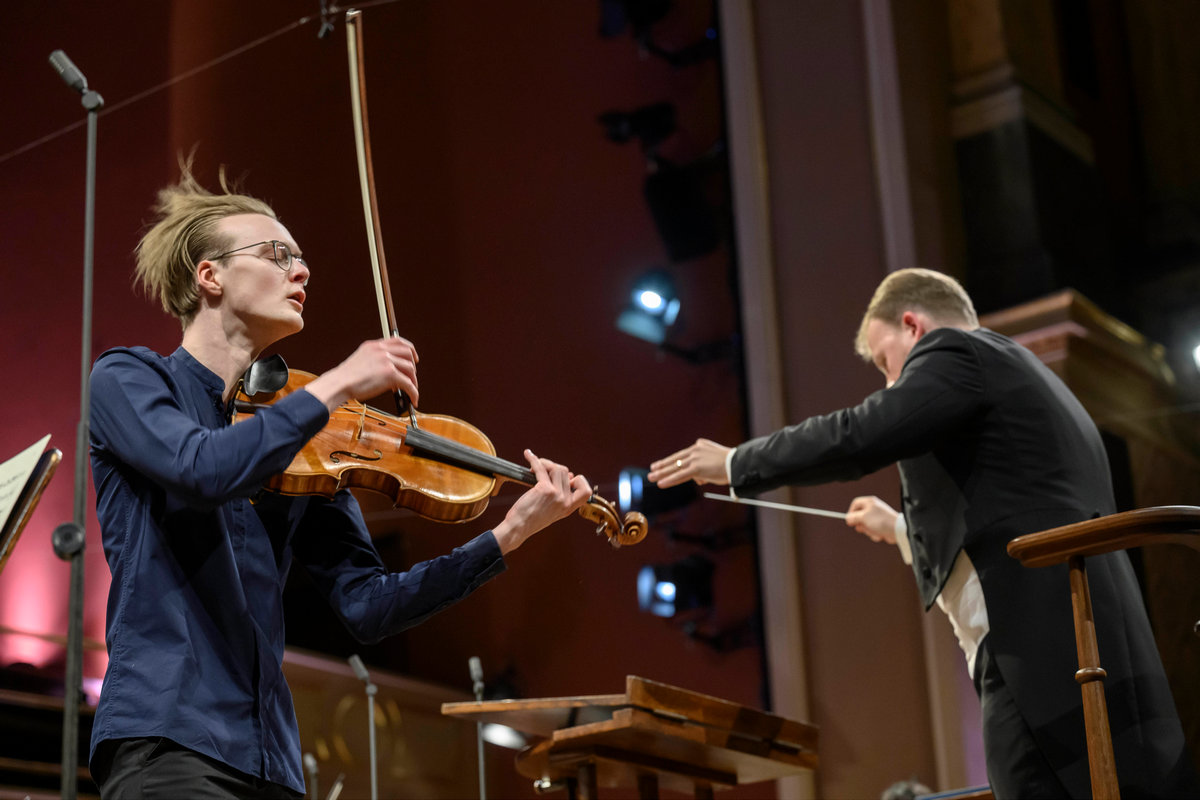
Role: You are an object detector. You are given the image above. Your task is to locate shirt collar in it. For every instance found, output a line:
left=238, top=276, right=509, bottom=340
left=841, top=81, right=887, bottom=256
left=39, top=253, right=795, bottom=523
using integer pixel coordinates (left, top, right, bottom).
left=172, top=346, right=230, bottom=404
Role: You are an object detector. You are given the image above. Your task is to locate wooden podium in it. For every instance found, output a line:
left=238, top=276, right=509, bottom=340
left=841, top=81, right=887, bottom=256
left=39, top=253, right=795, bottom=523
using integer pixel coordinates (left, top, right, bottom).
left=442, top=675, right=818, bottom=798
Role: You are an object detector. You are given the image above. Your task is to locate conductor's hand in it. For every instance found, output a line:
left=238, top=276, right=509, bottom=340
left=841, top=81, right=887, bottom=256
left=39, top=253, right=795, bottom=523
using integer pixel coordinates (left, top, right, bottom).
left=845, top=495, right=899, bottom=544
left=648, top=438, right=733, bottom=488
left=304, top=337, right=419, bottom=412
left=492, top=450, right=592, bottom=555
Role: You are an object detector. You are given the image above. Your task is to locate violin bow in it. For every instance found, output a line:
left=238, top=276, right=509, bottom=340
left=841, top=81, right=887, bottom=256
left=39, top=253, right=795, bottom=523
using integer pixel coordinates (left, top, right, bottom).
left=340, top=10, right=647, bottom=548
left=346, top=9, right=414, bottom=420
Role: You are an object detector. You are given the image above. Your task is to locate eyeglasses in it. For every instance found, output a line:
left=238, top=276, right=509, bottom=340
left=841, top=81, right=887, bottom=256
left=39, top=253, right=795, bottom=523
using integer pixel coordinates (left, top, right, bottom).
left=212, top=240, right=308, bottom=273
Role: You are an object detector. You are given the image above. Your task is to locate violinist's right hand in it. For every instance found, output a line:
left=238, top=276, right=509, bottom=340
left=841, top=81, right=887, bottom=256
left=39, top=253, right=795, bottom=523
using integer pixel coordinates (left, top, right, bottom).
left=304, top=337, right=419, bottom=412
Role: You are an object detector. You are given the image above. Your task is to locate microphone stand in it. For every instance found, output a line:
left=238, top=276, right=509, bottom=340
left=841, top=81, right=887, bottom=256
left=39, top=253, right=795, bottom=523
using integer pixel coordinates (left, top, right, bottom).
left=47, top=49, right=103, bottom=800
left=469, top=656, right=486, bottom=800
left=347, top=655, right=378, bottom=800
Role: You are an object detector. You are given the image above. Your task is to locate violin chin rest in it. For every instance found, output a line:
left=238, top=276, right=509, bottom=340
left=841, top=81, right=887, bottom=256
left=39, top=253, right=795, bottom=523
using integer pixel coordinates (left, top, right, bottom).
left=242, top=353, right=290, bottom=396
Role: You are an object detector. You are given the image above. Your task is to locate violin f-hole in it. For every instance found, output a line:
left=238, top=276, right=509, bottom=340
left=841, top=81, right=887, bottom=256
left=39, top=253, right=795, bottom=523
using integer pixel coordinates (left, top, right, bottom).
left=330, top=449, right=383, bottom=464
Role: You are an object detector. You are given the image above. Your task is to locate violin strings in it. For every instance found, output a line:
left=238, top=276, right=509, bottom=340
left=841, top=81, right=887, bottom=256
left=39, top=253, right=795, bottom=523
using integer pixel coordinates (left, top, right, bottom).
left=340, top=402, right=618, bottom=495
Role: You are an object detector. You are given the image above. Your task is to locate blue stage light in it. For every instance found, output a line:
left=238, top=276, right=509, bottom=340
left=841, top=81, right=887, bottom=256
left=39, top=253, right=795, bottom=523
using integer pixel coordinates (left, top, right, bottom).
left=637, top=555, right=713, bottom=618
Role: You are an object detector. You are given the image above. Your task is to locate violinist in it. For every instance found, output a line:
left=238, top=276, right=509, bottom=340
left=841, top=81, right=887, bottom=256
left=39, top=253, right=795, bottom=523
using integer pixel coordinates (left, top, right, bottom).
left=648, top=269, right=1195, bottom=798
left=87, top=163, right=592, bottom=800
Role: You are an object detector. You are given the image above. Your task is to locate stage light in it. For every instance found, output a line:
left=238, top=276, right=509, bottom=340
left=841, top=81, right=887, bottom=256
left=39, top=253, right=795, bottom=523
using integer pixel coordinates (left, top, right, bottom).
left=1192, top=342, right=1200, bottom=372
left=639, top=287, right=667, bottom=313
left=637, top=554, right=713, bottom=618
left=618, top=467, right=697, bottom=517
left=637, top=566, right=675, bottom=618
left=616, top=270, right=679, bottom=345
left=634, top=270, right=680, bottom=321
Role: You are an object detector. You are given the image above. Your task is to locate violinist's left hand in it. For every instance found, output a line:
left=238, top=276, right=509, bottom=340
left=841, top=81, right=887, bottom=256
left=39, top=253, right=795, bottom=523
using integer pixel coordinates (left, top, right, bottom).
left=491, top=450, right=591, bottom=555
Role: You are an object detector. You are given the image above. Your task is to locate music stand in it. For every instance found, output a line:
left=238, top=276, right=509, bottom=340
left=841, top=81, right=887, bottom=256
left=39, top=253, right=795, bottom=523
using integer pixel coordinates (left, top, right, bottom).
left=443, top=675, right=818, bottom=798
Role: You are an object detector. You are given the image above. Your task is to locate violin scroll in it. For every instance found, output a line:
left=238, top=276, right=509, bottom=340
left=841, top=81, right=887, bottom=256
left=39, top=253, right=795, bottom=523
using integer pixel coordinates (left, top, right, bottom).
left=579, top=493, right=649, bottom=549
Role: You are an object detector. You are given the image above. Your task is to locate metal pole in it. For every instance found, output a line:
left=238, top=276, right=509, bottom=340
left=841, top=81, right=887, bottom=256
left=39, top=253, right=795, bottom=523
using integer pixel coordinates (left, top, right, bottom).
left=469, top=656, right=486, bottom=800
left=366, top=682, right=377, bottom=800
left=47, top=49, right=103, bottom=800
left=348, top=655, right=378, bottom=800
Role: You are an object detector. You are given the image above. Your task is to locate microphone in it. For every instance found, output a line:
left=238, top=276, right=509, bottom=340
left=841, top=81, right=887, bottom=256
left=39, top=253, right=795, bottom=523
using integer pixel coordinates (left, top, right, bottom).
left=316, top=0, right=336, bottom=39
left=469, top=656, right=484, bottom=701
left=303, top=753, right=319, bottom=800
left=49, top=49, right=88, bottom=93
left=348, top=653, right=370, bottom=684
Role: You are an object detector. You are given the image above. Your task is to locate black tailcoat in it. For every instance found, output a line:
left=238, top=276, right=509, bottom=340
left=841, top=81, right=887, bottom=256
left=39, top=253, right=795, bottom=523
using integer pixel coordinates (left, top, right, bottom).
left=732, top=327, right=1193, bottom=797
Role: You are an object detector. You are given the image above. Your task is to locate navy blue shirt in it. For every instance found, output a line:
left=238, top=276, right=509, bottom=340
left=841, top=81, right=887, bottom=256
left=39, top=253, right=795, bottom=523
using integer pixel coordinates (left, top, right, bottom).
left=88, top=346, right=505, bottom=793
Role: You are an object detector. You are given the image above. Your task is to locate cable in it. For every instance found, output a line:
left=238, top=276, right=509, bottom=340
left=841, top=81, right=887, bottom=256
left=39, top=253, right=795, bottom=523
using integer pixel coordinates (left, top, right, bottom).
left=0, top=0, right=407, bottom=167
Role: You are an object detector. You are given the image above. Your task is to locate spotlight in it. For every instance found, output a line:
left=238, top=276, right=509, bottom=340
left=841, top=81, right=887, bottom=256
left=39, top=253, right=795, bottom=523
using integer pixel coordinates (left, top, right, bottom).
left=615, top=270, right=736, bottom=363
left=1192, top=342, right=1200, bottom=373
left=637, top=554, right=713, bottom=618
left=618, top=467, right=697, bottom=517
left=616, top=269, right=679, bottom=345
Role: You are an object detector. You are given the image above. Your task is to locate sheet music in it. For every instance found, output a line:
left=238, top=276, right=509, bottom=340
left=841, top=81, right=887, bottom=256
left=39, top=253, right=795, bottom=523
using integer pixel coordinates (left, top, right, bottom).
left=0, top=434, right=52, bottom=543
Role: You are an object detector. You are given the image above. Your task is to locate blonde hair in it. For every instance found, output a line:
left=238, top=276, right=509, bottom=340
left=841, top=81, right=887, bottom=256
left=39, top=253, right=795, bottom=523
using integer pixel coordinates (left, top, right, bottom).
left=854, top=268, right=978, bottom=360
left=134, top=156, right=275, bottom=328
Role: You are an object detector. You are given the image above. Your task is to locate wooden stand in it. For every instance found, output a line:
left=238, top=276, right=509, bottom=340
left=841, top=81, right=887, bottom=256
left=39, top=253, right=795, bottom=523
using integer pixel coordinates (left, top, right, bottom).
left=1007, top=505, right=1200, bottom=800
left=442, top=675, right=818, bottom=798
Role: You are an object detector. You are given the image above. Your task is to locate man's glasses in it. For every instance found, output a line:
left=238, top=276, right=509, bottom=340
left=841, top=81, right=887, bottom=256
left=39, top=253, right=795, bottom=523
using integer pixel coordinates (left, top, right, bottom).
left=212, top=240, right=307, bottom=273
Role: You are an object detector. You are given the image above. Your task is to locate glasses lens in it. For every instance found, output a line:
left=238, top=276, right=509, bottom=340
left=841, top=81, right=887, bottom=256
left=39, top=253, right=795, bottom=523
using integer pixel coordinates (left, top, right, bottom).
left=272, top=242, right=292, bottom=272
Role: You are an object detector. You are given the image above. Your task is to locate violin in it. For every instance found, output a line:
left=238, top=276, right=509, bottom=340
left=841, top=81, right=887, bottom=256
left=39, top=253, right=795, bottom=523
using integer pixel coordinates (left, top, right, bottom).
left=230, top=9, right=648, bottom=549
left=233, top=368, right=647, bottom=547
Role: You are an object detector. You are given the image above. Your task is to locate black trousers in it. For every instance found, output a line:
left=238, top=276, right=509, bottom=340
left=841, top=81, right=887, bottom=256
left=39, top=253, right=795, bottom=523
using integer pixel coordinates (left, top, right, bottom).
left=92, top=737, right=303, bottom=800
left=973, top=635, right=1072, bottom=800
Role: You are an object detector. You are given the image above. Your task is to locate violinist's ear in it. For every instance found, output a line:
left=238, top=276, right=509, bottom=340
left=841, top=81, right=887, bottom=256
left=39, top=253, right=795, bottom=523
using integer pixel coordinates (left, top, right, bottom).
left=195, top=258, right=223, bottom=298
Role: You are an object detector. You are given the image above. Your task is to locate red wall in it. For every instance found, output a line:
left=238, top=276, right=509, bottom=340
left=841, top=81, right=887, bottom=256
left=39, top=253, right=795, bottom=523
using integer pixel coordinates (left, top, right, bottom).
left=2, top=2, right=770, bottom=796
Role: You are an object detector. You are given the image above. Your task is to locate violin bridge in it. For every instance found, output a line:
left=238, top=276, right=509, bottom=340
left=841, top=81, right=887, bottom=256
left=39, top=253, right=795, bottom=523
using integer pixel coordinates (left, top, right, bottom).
left=354, top=405, right=366, bottom=440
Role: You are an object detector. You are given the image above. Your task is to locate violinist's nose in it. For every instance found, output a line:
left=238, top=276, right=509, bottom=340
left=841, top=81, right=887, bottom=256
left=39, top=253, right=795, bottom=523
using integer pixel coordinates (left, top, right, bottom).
left=291, top=258, right=311, bottom=288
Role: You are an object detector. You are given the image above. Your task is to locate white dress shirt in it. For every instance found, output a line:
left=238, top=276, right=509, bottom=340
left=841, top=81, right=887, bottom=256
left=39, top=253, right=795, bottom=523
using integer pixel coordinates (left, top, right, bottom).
left=895, top=515, right=989, bottom=676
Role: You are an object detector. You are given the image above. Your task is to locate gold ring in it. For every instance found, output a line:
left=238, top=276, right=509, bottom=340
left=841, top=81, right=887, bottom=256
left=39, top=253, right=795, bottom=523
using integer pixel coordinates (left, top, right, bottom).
left=675, top=459, right=684, bottom=469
